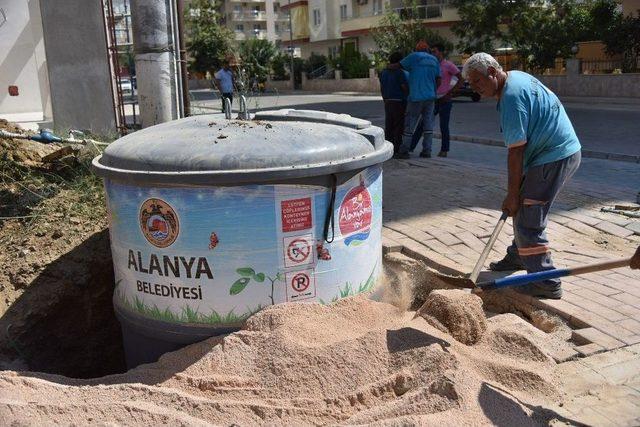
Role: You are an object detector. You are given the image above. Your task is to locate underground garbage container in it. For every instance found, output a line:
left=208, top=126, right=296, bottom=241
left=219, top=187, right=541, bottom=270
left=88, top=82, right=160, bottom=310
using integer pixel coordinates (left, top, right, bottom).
left=92, top=108, right=393, bottom=368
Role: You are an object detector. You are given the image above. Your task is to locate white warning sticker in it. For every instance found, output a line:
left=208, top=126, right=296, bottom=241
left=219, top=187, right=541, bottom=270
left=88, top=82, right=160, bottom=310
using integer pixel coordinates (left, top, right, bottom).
left=285, top=269, right=316, bottom=302
left=283, top=234, right=314, bottom=268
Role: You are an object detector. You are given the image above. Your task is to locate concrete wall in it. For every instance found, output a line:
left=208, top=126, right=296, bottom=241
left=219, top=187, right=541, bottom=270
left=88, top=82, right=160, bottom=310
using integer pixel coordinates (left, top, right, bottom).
left=266, top=78, right=293, bottom=92
left=0, top=0, right=51, bottom=125
left=536, top=74, right=640, bottom=98
left=302, top=74, right=379, bottom=93
left=40, top=0, right=116, bottom=134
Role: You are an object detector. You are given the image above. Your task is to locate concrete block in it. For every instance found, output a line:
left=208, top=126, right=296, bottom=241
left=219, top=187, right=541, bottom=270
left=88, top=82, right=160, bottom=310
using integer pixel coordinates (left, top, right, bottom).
left=428, top=229, right=462, bottom=246
left=575, top=343, right=604, bottom=357
left=558, top=210, right=602, bottom=226
left=572, top=327, right=626, bottom=350
left=616, top=318, right=640, bottom=335
left=626, top=221, right=640, bottom=236
left=382, top=236, right=403, bottom=253
left=594, top=221, right=634, bottom=238
left=565, top=220, right=596, bottom=235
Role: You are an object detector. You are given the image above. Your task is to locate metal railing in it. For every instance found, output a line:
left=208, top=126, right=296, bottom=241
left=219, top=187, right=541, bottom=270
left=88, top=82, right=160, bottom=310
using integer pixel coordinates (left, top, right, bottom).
left=307, top=64, right=335, bottom=80
left=581, top=59, right=624, bottom=74
left=392, top=4, right=446, bottom=20
left=343, top=1, right=449, bottom=20
left=230, top=10, right=267, bottom=20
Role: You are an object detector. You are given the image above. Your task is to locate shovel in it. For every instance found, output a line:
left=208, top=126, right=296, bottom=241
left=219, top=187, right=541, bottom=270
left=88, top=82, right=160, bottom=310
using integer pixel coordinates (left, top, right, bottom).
left=411, top=212, right=508, bottom=319
left=476, top=257, right=633, bottom=291
left=430, top=212, right=509, bottom=290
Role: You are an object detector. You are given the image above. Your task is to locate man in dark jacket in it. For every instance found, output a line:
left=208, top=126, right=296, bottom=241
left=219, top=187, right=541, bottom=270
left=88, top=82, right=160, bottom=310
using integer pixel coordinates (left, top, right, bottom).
left=379, top=52, right=409, bottom=154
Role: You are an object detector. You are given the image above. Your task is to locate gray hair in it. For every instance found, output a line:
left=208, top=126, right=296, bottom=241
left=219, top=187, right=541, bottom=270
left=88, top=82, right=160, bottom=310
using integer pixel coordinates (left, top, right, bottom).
left=462, top=53, right=502, bottom=79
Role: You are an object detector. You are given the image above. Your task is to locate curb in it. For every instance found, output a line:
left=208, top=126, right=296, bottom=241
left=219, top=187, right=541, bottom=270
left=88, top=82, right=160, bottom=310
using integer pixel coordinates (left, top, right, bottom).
left=439, top=133, right=640, bottom=164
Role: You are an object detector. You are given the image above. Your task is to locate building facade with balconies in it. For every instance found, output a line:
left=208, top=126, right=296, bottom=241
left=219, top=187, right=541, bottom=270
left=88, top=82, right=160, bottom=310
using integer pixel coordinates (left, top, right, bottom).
left=282, top=0, right=460, bottom=61
left=220, top=0, right=289, bottom=43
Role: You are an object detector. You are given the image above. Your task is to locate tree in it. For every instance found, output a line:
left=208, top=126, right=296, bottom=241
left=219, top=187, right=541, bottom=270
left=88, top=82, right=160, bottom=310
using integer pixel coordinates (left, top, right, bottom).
left=370, top=0, right=453, bottom=65
left=184, top=0, right=234, bottom=75
left=451, top=0, right=597, bottom=71
left=592, top=0, right=640, bottom=72
left=270, top=52, right=289, bottom=80
left=238, top=39, right=277, bottom=84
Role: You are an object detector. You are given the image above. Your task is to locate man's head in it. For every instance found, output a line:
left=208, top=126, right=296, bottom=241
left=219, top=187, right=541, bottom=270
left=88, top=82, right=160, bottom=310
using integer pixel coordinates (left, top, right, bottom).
left=462, top=53, right=504, bottom=98
left=389, top=51, right=403, bottom=64
left=432, top=44, right=445, bottom=61
left=415, top=40, right=429, bottom=52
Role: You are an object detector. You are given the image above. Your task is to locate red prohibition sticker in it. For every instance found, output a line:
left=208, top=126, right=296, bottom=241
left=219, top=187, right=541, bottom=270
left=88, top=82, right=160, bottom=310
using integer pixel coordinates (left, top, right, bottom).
left=291, top=272, right=310, bottom=292
left=287, top=238, right=311, bottom=263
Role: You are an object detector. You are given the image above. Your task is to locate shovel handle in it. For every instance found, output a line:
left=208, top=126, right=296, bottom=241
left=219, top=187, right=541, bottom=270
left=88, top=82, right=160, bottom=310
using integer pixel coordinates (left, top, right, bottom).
left=478, top=257, right=632, bottom=291
left=469, top=212, right=508, bottom=284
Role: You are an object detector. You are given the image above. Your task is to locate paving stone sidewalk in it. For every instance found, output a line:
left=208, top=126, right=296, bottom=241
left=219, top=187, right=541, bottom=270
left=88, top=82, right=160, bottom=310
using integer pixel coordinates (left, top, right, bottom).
left=382, top=156, right=640, bottom=354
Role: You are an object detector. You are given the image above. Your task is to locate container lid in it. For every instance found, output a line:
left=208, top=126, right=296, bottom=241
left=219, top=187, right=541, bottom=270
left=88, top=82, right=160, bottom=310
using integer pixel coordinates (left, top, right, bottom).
left=92, top=109, right=393, bottom=186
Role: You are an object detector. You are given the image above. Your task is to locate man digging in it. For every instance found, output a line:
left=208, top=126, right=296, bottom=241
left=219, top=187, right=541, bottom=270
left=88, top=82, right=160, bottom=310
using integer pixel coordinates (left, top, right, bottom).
left=463, top=53, right=582, bottom=299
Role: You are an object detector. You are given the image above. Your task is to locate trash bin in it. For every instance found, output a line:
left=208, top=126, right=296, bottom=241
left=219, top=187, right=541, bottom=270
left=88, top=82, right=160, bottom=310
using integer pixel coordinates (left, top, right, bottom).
left=92, top=108, right=393, bottom=368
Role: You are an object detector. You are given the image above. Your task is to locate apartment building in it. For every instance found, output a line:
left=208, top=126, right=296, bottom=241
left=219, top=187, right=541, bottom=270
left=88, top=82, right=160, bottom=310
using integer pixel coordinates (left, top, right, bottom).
left=281, top=0, right=459, bottom=60
left=219, top=0, right=290, bottom=44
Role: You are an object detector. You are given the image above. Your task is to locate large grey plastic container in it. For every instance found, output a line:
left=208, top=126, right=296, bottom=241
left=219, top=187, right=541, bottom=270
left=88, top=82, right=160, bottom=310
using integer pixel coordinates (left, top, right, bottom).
left=93, top=109, right=393, bottom=368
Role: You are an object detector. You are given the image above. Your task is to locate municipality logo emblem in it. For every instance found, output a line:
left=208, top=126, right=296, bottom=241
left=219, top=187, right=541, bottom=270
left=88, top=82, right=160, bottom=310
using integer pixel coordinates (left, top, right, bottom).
left=139, top=198, right=179, bottom=248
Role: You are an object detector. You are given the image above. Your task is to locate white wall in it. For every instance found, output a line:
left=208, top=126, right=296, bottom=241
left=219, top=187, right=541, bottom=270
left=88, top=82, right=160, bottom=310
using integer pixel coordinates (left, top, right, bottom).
left=0, top=0, right=51, bottom=123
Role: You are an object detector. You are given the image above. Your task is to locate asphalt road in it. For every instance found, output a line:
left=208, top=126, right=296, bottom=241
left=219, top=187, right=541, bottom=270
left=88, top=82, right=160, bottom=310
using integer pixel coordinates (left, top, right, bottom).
left=191, top=91, right=640, bottom=157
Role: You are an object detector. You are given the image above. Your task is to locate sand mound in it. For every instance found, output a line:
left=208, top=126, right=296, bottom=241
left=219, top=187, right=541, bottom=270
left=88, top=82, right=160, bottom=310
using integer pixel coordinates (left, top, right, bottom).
left=0, top=294, right=571, bottom=425
left=416, top=289, right=487, bottom=345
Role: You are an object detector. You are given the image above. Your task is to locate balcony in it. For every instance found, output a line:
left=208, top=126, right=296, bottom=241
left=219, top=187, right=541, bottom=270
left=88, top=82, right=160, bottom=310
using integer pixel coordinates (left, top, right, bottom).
left=230, top=10, right=267, bottom=21
left=340, top=2, right=458, bottom=34
left=234, top=29, right=269, bottom=41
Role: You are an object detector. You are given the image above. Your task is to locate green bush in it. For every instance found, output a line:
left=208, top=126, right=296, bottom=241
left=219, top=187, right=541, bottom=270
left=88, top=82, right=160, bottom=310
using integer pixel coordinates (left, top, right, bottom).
left=331, top=51, right=371, bottom=79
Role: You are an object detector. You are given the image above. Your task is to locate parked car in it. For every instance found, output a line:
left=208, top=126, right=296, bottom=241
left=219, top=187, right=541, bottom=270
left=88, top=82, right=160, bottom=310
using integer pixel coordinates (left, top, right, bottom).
left=453, top=66, right=481, bottom=102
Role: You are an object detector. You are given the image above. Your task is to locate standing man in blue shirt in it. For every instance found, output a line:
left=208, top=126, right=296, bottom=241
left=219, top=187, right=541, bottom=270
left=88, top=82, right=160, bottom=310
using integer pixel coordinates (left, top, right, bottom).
left=214, top=61, right=234, bottom=114
left=379, top=52, right=409, bottom=154
left=394, top=40, right=441, bottom=159
left=463, top=53, right=581, bottom=299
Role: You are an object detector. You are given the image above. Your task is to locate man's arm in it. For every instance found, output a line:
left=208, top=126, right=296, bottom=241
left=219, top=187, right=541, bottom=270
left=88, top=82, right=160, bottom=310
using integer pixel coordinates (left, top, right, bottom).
left=503, top=143, right=526, bottom=216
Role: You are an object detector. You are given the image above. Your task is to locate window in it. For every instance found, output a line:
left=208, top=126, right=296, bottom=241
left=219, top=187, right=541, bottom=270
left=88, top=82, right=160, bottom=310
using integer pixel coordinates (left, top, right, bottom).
left=254, top=23, right=261, bottom=31
left=235, top=24, right=244, bottom=32
left=373, top=0, right=383, bottom=15
left=313, top=8, right=321, bottom=26
left=340, top=4, right=347, bottom=20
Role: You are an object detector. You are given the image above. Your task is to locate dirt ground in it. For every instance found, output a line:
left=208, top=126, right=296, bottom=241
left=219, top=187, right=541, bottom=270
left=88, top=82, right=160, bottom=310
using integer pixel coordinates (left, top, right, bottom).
left=0, top=122, right=125, bottom=377
left=0, top=121, right=585, bottom=425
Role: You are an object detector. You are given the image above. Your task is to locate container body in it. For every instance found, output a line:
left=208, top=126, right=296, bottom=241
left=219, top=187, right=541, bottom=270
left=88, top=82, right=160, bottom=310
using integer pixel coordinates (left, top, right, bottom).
left=105, top=165, right=383, bottom=332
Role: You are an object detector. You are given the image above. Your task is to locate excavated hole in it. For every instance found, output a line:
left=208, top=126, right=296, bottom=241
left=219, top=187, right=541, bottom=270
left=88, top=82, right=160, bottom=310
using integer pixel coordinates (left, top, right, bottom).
left=0, top=243, right=576, bottom=379
left=0, top=230, right=126, bottom=378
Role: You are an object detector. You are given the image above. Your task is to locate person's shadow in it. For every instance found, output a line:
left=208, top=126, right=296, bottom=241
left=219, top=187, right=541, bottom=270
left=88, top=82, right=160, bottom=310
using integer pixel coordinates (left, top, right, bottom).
left=478, top=382, right=587, bottom=426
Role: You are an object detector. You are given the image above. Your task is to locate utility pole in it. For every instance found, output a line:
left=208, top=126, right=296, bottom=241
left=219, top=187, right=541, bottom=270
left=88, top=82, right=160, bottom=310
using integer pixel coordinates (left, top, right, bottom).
left=130, top=0, right=180, bottom=127
left=288, top=0, right=294, bottom=89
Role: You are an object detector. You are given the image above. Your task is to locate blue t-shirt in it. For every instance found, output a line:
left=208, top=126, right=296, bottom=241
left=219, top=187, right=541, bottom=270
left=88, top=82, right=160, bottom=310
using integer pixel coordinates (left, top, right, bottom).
left=498, top=71, right=581, bottom=170
left=214, top=68, right=234, bottom=93
left=400, top=52, right=441, bottom=101
left=379, top=68, right=409, bottom=101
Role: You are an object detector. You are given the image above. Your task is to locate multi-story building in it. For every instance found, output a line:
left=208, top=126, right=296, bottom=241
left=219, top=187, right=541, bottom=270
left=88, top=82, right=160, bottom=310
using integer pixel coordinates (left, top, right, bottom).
left=281, top=0, right=459, bottom=60
left=219, top=0, right=290, bottom=44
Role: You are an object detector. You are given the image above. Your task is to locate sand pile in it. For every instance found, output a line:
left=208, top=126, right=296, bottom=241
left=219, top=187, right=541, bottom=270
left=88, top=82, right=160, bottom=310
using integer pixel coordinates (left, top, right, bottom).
left=0, top=293, right=570, bottom=425
left=415, top=290, right=487, bottom=345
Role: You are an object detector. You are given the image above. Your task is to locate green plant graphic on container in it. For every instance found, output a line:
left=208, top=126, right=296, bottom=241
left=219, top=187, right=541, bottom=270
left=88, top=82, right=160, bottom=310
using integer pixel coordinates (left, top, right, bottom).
left=115, top=278, right=263, bottom=324
left=230, top=267, right=283, bottom=305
